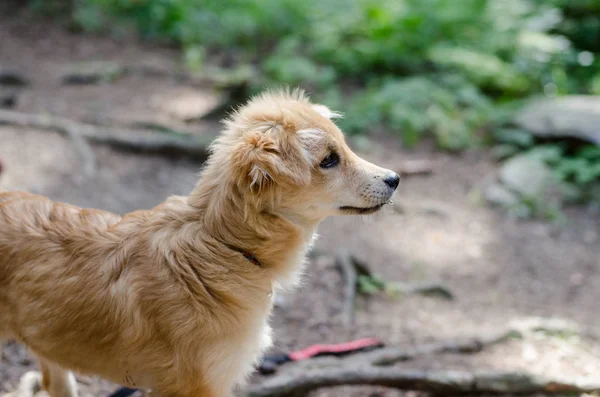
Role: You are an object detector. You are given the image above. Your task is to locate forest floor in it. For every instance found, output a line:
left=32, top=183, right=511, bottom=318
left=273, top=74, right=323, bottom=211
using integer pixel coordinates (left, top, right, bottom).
left=1, top=11, right=600, bottom=397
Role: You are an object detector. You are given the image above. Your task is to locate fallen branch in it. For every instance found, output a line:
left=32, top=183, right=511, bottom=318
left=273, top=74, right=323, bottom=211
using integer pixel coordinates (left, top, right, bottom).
left=81, top=116, right=201, bottom=137
left=0, top=110, right=213, bottom=161
left=245, top=367, right=600, bottom=397
left=359, top=328, right=521, bottom=366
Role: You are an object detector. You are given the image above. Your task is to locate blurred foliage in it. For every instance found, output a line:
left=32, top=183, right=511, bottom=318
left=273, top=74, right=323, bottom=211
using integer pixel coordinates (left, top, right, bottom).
left=493, top=127, right=600, bottom=209
left=30, top=0, right=600, bottom=156
left=528, top=144, right=600, bottom=203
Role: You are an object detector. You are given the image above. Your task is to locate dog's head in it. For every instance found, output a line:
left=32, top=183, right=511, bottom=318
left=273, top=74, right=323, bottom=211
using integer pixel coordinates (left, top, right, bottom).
left=213, top=89, right=399, bottom=221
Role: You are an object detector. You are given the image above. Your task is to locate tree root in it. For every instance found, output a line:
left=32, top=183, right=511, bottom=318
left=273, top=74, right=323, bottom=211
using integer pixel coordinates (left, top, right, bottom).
left=357, top=328, right=521, bottom=367
left=245, top=319, right=597, bottom=397
left=0, top=110, right=213, bottom=166
left=246, top=367, right=600, bottom=397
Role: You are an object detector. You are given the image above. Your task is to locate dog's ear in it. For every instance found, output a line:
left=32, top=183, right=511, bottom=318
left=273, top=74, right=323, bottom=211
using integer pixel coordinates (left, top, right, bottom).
left=231, top=125, right=310, bottom=196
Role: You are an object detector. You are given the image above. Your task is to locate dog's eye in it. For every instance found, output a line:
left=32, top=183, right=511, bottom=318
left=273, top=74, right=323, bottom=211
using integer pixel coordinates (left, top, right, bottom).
left=319, top=151, right=339, bottom=169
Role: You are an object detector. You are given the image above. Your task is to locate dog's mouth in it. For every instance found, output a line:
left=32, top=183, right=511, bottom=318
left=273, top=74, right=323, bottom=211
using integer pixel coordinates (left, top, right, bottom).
left=339, top=203, right=386, bottom=215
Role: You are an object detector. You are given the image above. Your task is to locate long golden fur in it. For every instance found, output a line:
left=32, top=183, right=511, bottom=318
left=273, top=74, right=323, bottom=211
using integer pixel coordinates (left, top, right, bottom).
left=0, top=89, right=399, bottom=397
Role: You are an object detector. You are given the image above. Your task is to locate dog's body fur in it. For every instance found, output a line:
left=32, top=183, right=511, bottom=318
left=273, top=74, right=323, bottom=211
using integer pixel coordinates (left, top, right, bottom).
left=0, top=90, right=398, bottom=397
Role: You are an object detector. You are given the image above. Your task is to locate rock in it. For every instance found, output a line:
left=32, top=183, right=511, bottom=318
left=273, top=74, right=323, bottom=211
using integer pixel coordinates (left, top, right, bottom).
left=484, top=183, right=520, bottom=207
left=491, top=144, right=520, bottom=160
left=499, top=154, right=551, bottom=197
left=62, top=61, right=126, bottom=85
left=514, top=96, right=600, bottom=145
left=0, top=70, right=29, bottom=86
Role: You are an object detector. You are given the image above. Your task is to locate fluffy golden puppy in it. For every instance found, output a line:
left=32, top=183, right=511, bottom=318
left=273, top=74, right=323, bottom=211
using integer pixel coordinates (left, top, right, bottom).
left=0, top=89, right=399, bottom=397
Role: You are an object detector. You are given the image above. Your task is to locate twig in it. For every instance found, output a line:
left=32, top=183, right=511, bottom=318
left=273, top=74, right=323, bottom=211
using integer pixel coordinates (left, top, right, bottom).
left=0, top=110, right=213, bottom=161
left=360, top=328, right=521, bottom=366
left=390, top=282, right=454, bottom=300
left=245, top=367, right=600, bottom=397
left=344, top=254, right=454, bottom=301
left=335, top=252, right=454, bottom=325
left=336, top=249, right=357, bottom=327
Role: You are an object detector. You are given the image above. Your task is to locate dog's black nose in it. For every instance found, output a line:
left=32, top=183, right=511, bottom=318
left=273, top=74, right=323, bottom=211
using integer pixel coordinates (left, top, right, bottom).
left=384, top=173, right=400, bottom=190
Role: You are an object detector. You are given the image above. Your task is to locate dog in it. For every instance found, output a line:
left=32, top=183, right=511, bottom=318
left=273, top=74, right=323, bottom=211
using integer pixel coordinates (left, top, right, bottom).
left=0, top=89, right=399, bottom=397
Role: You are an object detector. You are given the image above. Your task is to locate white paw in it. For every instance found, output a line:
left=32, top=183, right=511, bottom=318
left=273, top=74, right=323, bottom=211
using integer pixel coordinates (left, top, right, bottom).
left=13, top=371, right=42, bottom=397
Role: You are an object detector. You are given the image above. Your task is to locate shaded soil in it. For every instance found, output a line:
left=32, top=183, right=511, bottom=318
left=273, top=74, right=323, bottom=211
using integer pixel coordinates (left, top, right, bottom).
left=1, top=11, right=600, bottom=397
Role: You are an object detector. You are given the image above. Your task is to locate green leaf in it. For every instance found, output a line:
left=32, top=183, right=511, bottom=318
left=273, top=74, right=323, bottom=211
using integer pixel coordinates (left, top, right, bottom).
left=492, top=128, right=534, bottom=148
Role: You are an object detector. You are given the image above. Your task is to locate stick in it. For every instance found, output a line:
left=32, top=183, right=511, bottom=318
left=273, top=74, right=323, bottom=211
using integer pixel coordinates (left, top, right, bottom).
left=336, top=250, right=357, bottom=327
left=350, top=255, right=454, bottom=300
left=0, top=110, right=213, bottom=160
left=389, top=282, right=454, bottom=300
left=361, top=328, right=521, bottom=366
left=245, top=367, right=600, bottom=397
left=335, top=252, right=454, bottom=326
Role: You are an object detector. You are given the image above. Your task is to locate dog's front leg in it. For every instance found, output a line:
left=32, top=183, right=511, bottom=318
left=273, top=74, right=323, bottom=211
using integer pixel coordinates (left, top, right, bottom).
left=3, top=359, right=76, bottom=397
left=38, top=359, right=78, bottom=397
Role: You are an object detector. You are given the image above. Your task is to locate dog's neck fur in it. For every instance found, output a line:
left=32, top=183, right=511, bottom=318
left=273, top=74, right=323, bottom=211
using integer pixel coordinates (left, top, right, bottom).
left=186, top=157, right=320, bottom=287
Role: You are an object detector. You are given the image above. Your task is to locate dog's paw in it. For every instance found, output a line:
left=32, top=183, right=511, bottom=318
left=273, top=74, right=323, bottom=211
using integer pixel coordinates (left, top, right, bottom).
left=13, top=371, right=42, bottom=397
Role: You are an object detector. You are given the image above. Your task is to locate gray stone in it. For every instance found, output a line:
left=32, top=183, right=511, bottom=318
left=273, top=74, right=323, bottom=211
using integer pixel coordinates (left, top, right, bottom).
left=499, top=154, right=551, bottom=197
left=515, top=96, right=600, bottom=145
left=484, top=183, right=520, bottom=207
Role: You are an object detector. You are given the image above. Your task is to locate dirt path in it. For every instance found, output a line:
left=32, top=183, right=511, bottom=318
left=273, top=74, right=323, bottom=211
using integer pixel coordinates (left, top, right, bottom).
left=1, top=11, right=600, bottom=397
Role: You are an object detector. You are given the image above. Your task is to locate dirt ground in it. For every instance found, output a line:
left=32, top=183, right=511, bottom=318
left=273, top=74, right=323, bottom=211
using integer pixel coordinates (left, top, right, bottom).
left=1, top=11, right=600, bottom=397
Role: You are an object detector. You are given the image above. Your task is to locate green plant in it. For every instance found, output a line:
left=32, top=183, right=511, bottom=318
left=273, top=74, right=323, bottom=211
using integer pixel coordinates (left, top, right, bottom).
left=524, top=143, right=600, bottom=206
left=356, top=274, right=405, bottom=298
left=30, top=0, right=600, bottom=161
left=338, top=75, right=492, bottom=150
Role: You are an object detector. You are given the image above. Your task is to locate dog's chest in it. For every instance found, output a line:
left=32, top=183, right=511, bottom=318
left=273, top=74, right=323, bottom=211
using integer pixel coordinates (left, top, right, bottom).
left=200, top=300, right=274, bottom=393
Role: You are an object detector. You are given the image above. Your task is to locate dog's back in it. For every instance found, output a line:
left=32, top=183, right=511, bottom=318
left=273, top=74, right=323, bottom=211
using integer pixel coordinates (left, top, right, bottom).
left=0, top=191, right=123, bottom=342
left=0, top=192, right=42, bottom=336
